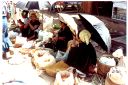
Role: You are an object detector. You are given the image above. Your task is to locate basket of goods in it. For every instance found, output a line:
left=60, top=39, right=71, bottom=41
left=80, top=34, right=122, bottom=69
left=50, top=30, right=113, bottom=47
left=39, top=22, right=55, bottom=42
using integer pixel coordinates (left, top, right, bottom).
left=54, top=70, right=74, bottom=85
left=19, top=48, right=36, bottom=55
left=22, top=41, right=34, bottom=48
left=66, top=67, right=87, bottom=85
left=44, top=61, right=69, bottom=77
left=97, top=54, right=116, bottom=76
left=31, top=50, right=56, bottom=69
left=105, top=66, right=128, bottom=85
left=8, top=31, right=18, bottom=44
left=13, top=43, right=22, bottom=48
left=13, top=36, right=27, bottom=48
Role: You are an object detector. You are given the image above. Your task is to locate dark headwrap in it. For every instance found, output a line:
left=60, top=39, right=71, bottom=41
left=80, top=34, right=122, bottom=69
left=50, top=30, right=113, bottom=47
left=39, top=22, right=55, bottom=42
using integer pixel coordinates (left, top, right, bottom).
left=21, top=10, right=29, bottom=18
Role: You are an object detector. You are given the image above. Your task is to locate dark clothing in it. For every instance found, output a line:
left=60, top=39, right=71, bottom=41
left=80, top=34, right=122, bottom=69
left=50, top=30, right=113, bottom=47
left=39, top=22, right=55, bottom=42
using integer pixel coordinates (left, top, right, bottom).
left=19, top=17, right=29, bottom=37
left=21, top=19, right=40, bottom=39
left=56, top=26, right=73, bottom=51
left=45, top=26, right=73, bottom=51
left=21, top=27, right=29, bottom=37
left=27, top=20, right=40, bottom=39
left=66, top=42, right=97, bottom=74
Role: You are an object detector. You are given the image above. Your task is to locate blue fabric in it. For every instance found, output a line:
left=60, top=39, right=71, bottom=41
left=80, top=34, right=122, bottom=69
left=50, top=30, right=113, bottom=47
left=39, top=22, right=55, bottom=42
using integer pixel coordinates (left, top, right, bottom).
left=2, top=16, right=12, bottom=52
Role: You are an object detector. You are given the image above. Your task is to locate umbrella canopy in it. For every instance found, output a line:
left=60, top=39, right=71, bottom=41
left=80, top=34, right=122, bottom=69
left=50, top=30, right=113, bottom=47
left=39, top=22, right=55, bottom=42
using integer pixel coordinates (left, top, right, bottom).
left=26, top=1, right=39, bottom=10
left=26, top=1, right=51, bottom=10
left=78, top=14, right=111, bottom=52
left=58, top=13, right=78, bottom=36
left=16, top=1, right=51, bottom=10
left=15, top=1, right=28, bottom=10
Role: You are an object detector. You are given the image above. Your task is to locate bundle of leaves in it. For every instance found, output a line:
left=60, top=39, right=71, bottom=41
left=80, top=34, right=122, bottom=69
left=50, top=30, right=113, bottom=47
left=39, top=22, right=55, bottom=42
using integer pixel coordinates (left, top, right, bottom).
left=53, top=24, right=61, bottom=30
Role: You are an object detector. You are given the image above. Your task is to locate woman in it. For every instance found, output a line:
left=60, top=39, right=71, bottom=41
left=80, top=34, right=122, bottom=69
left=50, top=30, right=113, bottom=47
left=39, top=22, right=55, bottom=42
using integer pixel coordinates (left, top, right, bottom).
left=66, top=29, right=97, bottom=75
left=45, top=21, right=73, bottom=52
left=17, top=10, right=29, bottom=37
left=26, top=13, right=40, bottom=40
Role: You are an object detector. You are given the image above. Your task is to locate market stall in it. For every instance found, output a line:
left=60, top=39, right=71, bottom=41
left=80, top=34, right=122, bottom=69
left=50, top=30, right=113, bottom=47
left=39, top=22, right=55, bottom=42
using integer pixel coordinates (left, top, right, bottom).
left=2, top=11, right=128, bottom=85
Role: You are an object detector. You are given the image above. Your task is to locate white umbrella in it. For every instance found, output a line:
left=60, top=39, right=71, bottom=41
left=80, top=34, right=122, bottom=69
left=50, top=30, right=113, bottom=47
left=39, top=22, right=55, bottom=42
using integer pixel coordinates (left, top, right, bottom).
left=58, top=13, right=111, bottom=52
left=78, top=14, right=111, bottom=52
left=58, top=13, right=78, bottom=36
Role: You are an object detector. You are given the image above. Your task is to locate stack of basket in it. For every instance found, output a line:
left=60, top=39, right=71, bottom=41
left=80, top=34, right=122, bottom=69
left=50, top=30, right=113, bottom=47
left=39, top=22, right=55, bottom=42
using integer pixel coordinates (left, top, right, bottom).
left=97, top=54, right=116, bottom=77
left=105, top=66, right=128, bottom=85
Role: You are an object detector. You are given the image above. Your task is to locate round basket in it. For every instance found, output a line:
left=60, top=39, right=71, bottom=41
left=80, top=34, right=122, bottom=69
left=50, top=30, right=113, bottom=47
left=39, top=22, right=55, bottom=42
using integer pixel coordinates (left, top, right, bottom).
left=97, top=54, right=116, bottom=76
left=105, top=66, right=128, bottom=85
left=105, top=74, right=125, bottom=85
left=105, top=76, right=116, bottom=85
left=13, top=44, right=22, bottom=48
left=45, top=68, right=57, bottom=77
left=44, top=61, right=69, bottom=77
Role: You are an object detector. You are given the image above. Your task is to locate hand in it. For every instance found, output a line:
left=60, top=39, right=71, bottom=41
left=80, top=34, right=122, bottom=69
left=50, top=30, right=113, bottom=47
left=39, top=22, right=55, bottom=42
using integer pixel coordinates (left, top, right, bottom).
left=27, top=20, right=31, bottom=24
left=17, top=19, right=21, bottom=23
left=52, top=37, right=58, bottom=42
left=17, top=19, right=24, bottom=26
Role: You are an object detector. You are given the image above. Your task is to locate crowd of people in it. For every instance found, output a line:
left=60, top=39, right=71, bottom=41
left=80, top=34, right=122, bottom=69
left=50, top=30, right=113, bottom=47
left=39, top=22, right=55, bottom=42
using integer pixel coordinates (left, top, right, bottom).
left=2, top=1, right=98, bottom=76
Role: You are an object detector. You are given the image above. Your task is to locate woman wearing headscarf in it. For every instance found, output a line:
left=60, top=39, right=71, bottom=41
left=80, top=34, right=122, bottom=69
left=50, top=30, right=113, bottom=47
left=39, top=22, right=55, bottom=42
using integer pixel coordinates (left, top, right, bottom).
left=45, top=21, right=73, bottom=52
left=17, top=10, right=29, bottom=37
left=26, top=13, right=40, bottom=40
left=66, top=29, right=97, bottom=75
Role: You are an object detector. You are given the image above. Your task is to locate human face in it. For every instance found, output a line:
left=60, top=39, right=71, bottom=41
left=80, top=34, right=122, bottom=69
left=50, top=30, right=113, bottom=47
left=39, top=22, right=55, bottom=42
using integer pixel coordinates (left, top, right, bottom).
left=60, top=21, right=66, bottom=29
left=30, top=14, right=37, bottom=21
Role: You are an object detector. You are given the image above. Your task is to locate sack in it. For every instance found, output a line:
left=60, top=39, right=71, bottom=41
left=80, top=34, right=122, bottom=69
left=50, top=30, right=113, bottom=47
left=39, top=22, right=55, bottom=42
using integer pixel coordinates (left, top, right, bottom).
left=54, top=71, right=74, bottom=85
left=56, top=50, right=69, bottom=61
left=105, top=66, right=128, bottom=85
left=97, top=54, right=116, bottom=76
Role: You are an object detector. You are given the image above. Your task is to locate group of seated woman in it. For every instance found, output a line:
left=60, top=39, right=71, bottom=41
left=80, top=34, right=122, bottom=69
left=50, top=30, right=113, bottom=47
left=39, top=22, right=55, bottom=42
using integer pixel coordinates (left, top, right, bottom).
left=45, top=21, right=73, bottom=52
left=18, top=10, right=97, bottom=75
left=44, top=19, right=97, bottom=75
left=17, top=10, right=40, bottom=40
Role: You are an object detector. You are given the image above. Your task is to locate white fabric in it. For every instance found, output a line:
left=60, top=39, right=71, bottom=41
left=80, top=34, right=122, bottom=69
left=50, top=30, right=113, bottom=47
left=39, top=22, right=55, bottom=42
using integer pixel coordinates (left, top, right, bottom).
left=56, top=50, right=69, bottom=61
left=2, top=2, right=8, bottom=16
left=43, top=14, right=53, bottom=31
left=37, top=30, right=53, bottom=42
left=58, top=13, right=78, bottom=35
left=54, top=71, right=74, bottom=85
left=113, top=1, right=127, bottom=9
left=80, top=14, right=111, bottom=51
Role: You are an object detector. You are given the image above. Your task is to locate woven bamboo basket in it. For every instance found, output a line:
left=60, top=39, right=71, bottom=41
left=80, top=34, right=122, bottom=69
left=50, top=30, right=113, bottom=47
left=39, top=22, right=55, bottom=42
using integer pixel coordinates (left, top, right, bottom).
left=44, top=61, right=69, bottom=77
left=105, top=74, right=125, bottom=85
left=105, top=66, right=128, bottom=85
left=97, top=54, right=116, bottom=76
left=13, top=43, right=22, bottom=48
left=105, top=76, right=116, bottom=85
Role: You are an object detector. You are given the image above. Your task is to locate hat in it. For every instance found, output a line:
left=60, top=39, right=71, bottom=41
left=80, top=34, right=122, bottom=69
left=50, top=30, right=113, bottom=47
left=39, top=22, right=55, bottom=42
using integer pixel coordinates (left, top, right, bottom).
left=21, top=10, right=29, bottom=18
left=79, top=29, right=91, bottom=45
